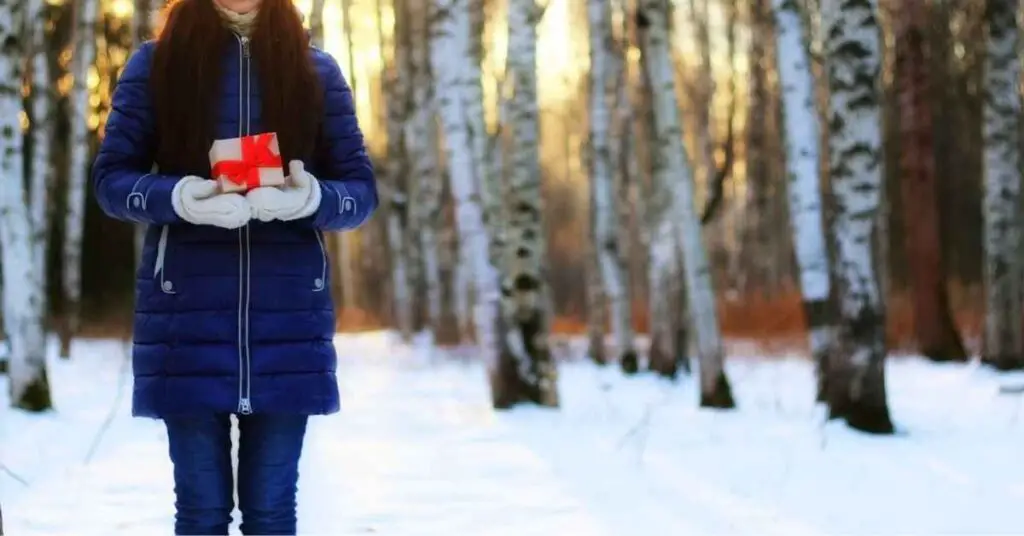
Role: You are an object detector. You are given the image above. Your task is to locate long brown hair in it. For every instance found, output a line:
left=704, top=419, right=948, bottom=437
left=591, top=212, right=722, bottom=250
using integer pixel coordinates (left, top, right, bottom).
left=151, top=0, right=323, bottom=175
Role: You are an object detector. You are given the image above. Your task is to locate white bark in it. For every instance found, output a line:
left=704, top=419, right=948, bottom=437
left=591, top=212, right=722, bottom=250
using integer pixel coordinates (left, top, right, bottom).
left=27, top=0, right=52, bottom=278
left=982, top=0, right=1024, bottom=368
left=431, top=0, right=501, bottom=371
left=822, top=0, right=892, bottom=431
left=504, top=0, right=558, bottom=406
left=772, top=0, right=835, bottom=386
left=588, top=0, right=636, bottom=369
left=0, top=0, right=50, bottom=410
left=63, top=0, right=100, bottom=345
left=639, top=0, right=732, bottom=406
left=309, top=0, right=327, bottom=48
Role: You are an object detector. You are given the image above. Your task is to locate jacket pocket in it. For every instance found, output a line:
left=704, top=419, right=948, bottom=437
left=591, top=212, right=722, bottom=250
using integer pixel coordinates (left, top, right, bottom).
left=312, top=229, right=328, bottom=292
left=154, top=226, right=176, bottom=294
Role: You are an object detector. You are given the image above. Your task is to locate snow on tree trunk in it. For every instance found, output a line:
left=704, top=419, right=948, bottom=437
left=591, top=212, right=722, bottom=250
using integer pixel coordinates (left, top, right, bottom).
left=981, top=0, right=1024, bottom=370
left=588, top=0, right=637, bottom=373
left=895, top=0, right=966, bottom=363
left=431, top=0, right=505, bottom=403
left=772, top=0, right=837, bottom=400
left=822, top=0, right=893, bottom=433
left=502, top=0, right=559, bottom=408
left=639, top=0, right=733, bottom=406
left=61, top=0, right=100, bottom=359
left=408, top=0, right=448, bottom=343
left=385, top=0, right=414, bottom=342
left=309, top=0, right=326, bottom=48
left=0, top=0, right=52, bottom=411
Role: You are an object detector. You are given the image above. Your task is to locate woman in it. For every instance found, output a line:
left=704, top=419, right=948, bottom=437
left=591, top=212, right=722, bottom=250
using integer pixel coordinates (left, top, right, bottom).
left=92, top=0, right=377, bottom=533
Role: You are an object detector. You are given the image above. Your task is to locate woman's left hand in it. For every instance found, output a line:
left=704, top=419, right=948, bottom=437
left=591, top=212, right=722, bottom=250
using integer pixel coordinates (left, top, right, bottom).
left=246, top=161, right=323, bottom=222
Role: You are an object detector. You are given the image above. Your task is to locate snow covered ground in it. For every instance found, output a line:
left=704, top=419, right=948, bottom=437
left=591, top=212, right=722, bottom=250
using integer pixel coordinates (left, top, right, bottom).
left=3, top=333, right=1024, bottom=535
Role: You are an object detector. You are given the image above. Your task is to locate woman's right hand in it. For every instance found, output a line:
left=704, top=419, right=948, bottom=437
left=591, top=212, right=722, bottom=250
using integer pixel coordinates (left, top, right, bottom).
left=170, top=176, right=251, bottom=229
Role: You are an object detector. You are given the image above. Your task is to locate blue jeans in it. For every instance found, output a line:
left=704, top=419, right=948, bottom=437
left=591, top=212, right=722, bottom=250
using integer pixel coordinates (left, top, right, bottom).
left=164, top=413, right=308, bottom=535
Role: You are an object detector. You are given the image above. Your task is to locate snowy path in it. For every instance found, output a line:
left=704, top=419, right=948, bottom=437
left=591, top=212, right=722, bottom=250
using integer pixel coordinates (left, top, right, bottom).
left=4, top=334, right=1024, bottom=534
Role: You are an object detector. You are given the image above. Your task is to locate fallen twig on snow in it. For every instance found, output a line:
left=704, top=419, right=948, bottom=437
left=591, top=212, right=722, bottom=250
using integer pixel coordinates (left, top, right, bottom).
left=0, top=462, right=28, bottom=487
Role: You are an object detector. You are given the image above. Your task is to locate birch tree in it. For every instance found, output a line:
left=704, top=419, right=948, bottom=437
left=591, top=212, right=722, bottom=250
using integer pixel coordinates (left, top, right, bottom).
left=588, top=0, right=637, bottom=373
left=501, top=0, right=559, bottom=407
left=408, top=0, right=449, bottom=342
left=638, top=0, right=734, bottom=407
left=384, top=0, right=414, bottom=341
left=772, top=0, right=837, bottom=400
left=309, top=0, right=326, bottom=48
left=27, top=0, right=54, bottom=289
left=822, top=0, right=893, bottom=433
left=0, top=0, right=52, bottom=411
left=636, top=0, right=683, bottom=379
left=981, top=0, right=1023, bottom=370
left=896, top=0, right=966, bottom=362
left=688, top=0, right=715, bottom=207
left=431, top=0, right=504, bottom=403
left=61, top=0, right=101, bottom=359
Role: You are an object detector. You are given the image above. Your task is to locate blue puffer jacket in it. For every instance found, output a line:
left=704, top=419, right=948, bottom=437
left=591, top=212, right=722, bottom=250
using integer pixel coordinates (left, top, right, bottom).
left=92, top=37, right=377, bottom=419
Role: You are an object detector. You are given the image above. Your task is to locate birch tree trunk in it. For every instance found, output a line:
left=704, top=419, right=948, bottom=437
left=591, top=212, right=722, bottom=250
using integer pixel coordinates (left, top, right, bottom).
left=688, top=0, right=715, bottom=209
left=502, top=0, right=558, bottom=407
left=981, top=0, right=1024, bottom=370
left=635, top=2, right=679, bottom=378
left=822, top=0, right=893, bottom=433
left=585, top=243, right=608, bottom=365
left=772, top=0, right=837, bottom=400
left=408, top=0, right=450, bottom=343
left=896, top=0, right=966, bottom=363
left=309, top=0, right=326, bottom=48
left=588, top=0, right=637, bottom=373
left=384, top=0, right=414, bottom=341
left=639, top=0, right=733, bottom=406
left=60, top=0, right=100, bottom=359
left=431, top=0, right=504, bottom=403
left=27, top=0, right=53, bottom=294
left=0, top=0, right=52, bottom=411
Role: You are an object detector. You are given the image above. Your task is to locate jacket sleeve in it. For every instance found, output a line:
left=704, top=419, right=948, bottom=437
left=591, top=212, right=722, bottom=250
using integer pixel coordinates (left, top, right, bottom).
left=91, top=42, right=184, bottom=226
left=306, top=50, right=379, bottom=231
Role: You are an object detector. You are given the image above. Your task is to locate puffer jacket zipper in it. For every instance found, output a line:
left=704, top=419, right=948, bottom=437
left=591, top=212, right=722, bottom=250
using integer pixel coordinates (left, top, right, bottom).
left=237, top=34, right=254, bottom=415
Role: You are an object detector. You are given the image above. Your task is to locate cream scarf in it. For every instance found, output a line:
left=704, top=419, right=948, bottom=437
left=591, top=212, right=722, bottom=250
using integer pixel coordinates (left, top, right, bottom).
left=212, top=2, right=259, bottom=37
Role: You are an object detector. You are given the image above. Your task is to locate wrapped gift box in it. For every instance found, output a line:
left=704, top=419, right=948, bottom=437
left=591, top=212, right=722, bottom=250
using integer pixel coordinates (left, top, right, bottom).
left=209, top=132, right=286, bottom=193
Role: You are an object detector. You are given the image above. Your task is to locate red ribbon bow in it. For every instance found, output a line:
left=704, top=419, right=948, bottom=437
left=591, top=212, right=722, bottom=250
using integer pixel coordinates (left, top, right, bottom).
left=211, top=133, right=282, bottom=190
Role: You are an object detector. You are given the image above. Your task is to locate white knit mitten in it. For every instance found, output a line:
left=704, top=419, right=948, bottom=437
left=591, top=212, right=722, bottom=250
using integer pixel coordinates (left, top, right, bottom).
left=245, top=161, right=322, bottom=222
left=171, top=176, right=251, bottom=229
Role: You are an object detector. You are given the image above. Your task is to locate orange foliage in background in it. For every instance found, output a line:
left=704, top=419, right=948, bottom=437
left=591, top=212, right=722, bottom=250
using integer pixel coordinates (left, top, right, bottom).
left=74, top=283, right=985, bottom=358
left=546, top=282, right=985, bottom=357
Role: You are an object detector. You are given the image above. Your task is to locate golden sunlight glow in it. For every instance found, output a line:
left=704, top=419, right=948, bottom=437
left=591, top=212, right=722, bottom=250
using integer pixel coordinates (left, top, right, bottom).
left=110, top=0, right=132, bottom=18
